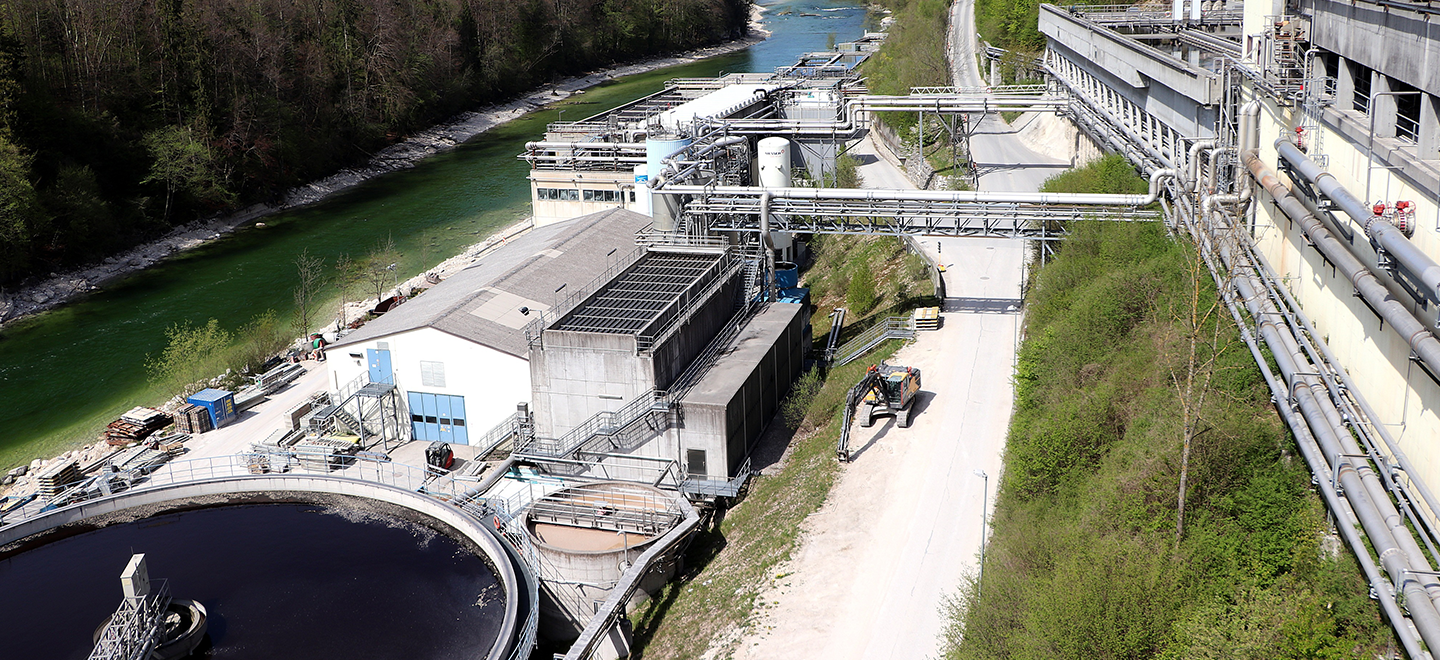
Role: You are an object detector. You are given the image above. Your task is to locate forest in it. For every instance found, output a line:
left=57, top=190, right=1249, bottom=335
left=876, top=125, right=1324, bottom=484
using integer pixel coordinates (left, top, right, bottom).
left=0, top=0, right=749, bottom=284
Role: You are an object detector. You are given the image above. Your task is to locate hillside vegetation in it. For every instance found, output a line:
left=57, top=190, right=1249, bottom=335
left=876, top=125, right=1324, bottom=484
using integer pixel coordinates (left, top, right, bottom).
left=0, top=0, right=748, bottom=284
left=942, top=158, right=1393, bottom=659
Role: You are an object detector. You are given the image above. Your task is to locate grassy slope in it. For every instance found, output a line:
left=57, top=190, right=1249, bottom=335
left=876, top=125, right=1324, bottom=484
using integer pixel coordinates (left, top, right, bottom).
left=942, top=159, right=1392, bottom=659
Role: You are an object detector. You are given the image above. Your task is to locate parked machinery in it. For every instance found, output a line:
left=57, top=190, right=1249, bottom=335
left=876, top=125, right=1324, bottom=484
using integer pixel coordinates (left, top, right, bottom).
left=836, top=363, right=923, bottom=462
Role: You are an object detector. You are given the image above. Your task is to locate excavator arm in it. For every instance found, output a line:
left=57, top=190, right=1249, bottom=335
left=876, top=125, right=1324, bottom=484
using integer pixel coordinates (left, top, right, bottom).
left=836, top=369, right=883, bottom=462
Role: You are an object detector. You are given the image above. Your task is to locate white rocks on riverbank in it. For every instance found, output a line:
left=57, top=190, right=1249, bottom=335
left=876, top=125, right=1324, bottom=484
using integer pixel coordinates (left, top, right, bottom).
left=0, top=26, right=768, bottom=331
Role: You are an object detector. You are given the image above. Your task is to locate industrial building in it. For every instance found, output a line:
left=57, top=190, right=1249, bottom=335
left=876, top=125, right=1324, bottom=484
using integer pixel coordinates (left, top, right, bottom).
left=326, top=208, right=652, bottom=444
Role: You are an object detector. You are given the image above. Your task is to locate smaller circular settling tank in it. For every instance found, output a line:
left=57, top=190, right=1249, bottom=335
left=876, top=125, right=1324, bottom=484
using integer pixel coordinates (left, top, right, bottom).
left=525, top=482, right=683, bottom=641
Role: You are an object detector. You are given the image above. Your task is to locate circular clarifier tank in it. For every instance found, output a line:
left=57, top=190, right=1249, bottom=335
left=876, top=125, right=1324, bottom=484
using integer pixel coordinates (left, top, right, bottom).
left=0, top=481, right=525, bottom=660
left=524, top=482, right=679, bottom=642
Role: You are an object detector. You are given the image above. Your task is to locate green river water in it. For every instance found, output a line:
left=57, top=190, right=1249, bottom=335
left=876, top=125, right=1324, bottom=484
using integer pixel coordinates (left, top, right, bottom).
left=0, top=0, right=873, bottom=470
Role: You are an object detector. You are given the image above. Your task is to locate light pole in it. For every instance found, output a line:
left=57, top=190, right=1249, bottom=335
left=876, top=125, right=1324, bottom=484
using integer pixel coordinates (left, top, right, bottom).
left=973, top=469, right=988, bottom=589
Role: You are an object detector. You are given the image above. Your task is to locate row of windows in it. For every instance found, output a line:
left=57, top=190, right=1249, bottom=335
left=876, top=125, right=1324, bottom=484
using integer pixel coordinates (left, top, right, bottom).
left=536, top=187, right=635, bottom=203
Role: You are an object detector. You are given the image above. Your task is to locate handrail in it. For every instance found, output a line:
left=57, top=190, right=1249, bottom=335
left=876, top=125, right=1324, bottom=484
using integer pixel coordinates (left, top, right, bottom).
left=833, top=316, right=915, bottom=367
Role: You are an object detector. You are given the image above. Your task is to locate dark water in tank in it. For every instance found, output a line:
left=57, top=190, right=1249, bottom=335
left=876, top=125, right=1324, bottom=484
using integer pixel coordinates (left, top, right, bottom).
left=0, top=503, right=506, bottom=660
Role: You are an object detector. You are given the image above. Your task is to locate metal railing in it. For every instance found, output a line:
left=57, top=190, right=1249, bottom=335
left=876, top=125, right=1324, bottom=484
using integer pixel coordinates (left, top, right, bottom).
left=517, top=390, right=670, bottom=460
left=89, top=579, right=171, bottom=660
left=524, top=246, right=647, bottom=348
left=833, top=317, right=916, bottom=367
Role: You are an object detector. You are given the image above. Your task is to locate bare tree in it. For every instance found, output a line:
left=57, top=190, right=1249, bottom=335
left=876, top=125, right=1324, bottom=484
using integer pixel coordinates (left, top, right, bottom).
left=361, top=236, right=401, bottom=305
left=292, top=248, right=326, bottom=333
left=1171, top=238, right=1228, bottom=547
left=333, top=253, right=362, bottom=330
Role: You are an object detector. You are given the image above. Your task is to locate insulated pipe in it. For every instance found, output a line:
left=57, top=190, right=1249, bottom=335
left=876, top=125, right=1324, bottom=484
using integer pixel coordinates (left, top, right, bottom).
left=1237, top=101, right=1261, bottom=204
left=1274, top=139, right=1440, bottom=301
left=1208, top=213, right=1440, bottom=653
left=1186, top=140, right=1215, bottom=193
left=1244, top=150, right=1440, bottom=399
left=759, top=192, right=777, bottom=301
left=524, top=141, right=647, bottom=151
left=1190, top=200, right=1429, bottom=659
left=1244, top=151, right=1440, bottom=611
left=659, top=135, right=748, bottom=183
left=656, top=168, right=1176, bottom=207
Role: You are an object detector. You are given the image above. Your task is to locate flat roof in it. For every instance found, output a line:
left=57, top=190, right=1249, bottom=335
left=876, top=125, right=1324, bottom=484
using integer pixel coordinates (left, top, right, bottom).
left=551, top=251, right=722, bottom=335
left=330, top=208, right=652, bottom=357
left=680, top=302, right=804, bottom=407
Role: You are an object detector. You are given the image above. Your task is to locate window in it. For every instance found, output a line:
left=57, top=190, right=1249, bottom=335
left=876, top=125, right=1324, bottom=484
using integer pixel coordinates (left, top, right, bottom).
left=536, top=188, right=580, bottom=201
left=1394, top=80, right=1422, bottom=143
left=1352, top=63, right=1373, bottom=113
left=687, top=449, right=708, bottom=477
left=582, top=189, right=622, bottom=203
left=419, top=360, right=446, bottom=387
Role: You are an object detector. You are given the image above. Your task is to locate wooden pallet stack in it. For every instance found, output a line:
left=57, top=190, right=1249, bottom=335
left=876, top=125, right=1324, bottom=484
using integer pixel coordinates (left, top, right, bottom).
left=174, top=404, right=214, bottom=435
left=912, top=306, right=941, bottom=331
left=105, top=407, right=173, bottom=446
left=35, top=458, right=81, bottom=498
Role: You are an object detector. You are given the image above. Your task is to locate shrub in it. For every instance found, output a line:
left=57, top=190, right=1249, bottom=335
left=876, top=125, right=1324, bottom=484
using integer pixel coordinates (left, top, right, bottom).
left=846, top=261, right=878, bottom=313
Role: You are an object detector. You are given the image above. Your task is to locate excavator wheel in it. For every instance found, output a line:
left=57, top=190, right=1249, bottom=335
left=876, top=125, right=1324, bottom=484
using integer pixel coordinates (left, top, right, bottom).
left=897, top=407, right=912, bottom=428
left=860, top=404, right=876, bottom=428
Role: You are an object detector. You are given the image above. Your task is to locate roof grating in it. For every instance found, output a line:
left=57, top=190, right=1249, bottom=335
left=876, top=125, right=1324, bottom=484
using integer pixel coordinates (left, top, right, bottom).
left=552, top=251, right=723, bottom=335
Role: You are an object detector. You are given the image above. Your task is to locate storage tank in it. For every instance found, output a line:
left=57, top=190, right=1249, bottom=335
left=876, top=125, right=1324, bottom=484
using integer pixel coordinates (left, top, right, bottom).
left=646, top=136, right=693, bottom=184
left=525, top=482, right=684, bottom=643
left=757, top=137, right=792, bottom=188
left=757, top=137, right=794, bottom=254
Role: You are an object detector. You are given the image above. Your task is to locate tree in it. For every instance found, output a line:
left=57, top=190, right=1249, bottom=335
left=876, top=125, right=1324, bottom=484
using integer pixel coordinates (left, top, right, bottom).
left=1170, top=236, right=1228, bottom=547
left=0, top=136, right=45, bottom=282
left=146, top=318, right=234, bottom=397
left=360, top=236, right=402, bottom=304
left=292, top=248, right=326, bottom=333
left=141, top=124, right=234, bottom=222
left=334, top=253, right=363, bottom=330
left=847, top=261, right=878, bottom=313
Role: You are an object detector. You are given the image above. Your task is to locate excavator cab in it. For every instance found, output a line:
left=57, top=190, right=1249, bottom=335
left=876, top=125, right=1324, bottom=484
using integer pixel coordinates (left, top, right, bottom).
left=860, top=365, right=922, bottom=428
left=836, top=363, right=923, bottom=462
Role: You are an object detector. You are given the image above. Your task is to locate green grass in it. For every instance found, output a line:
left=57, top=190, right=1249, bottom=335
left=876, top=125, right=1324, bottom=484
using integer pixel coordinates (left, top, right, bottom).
left=940, top=210, right=1393, bottom=659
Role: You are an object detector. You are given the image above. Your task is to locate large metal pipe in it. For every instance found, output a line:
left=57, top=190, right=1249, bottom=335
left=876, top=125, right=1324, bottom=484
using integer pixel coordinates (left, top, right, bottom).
left=1202, top=197, right=1440, bottom=652
left=657, top=168, right=1176, bottom=207
left=1189, top=200, right=1428, bottom=659
left=759, top=192, right=777, bottom=301
left=1186, top=140, right=1215, bottom=193
left=1243, top=150, right=1440, bottom=615
left=1251, top=148, right=1440, bottom=373
left=1274, top=139, right=1440, bottom=301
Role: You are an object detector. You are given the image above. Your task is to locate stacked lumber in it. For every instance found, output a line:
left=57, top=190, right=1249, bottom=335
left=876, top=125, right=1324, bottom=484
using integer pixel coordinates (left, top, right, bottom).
left=174, top=404, right=213, bottom=435
left=36, top=458, right=80, bottom=498
left=105, top=407, right=173, bottom=446
left=912, top=306, right=941, bottom=330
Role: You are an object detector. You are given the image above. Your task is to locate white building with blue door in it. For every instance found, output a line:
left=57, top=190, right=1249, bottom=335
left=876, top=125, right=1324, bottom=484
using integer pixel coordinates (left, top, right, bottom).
left=326, top=208, right=653, bottom=446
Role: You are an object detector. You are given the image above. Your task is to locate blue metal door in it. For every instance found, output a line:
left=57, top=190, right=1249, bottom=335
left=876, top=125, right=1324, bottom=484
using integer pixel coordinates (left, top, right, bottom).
left=407, top=392, right=431, bottom=441
left=450, top=397, right=469, bottom=445
left=367, top=349, right=393, bottom=384
left=436, top=395, right=454, bottom=444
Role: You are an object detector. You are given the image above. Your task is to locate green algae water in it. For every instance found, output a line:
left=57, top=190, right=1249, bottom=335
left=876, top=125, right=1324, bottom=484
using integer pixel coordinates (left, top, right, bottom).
left=0, top=1, right=873, bottom=470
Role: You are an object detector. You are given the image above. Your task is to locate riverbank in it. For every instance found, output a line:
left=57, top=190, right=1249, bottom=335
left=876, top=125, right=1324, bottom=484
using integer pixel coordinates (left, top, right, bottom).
left=0, top=13, right=769, bottom=332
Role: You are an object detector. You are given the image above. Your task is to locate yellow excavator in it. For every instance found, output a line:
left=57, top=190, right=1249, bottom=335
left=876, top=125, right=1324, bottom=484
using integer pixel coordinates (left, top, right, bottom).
left=836, top=363, right=923, bottom=462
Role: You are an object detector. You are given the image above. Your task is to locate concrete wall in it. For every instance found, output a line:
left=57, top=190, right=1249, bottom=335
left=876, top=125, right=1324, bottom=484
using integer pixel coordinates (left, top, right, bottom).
left=1301, top=0, right=1440, bottom=97
left=1040, top=5, right=1224, bottom=106
left=676, top=302, right=806, bottom=480
left=529, top=331, right=646, bottom=439
left=529, top=276, right=739, bottom=442
left=1244, top=85, right=1440, bottom=531
left=327, top=328, right=531, bottom=442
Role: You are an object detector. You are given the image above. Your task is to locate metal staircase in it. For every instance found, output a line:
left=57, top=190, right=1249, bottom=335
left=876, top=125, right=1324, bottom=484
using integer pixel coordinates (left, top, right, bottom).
left=516, top=390, right=672, bottom=462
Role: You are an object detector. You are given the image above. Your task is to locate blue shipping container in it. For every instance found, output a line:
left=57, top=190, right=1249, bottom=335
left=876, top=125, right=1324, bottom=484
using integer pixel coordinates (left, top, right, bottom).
left=187, top=388, right=237, bottom=429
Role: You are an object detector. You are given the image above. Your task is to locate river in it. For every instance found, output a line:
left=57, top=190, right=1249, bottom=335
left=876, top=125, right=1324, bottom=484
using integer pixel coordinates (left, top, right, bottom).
left=0, top=0, right=876, bottom=470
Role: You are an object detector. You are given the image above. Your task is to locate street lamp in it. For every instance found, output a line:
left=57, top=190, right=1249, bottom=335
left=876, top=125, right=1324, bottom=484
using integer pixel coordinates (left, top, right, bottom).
left=973, top=469, right=988, bottom=590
